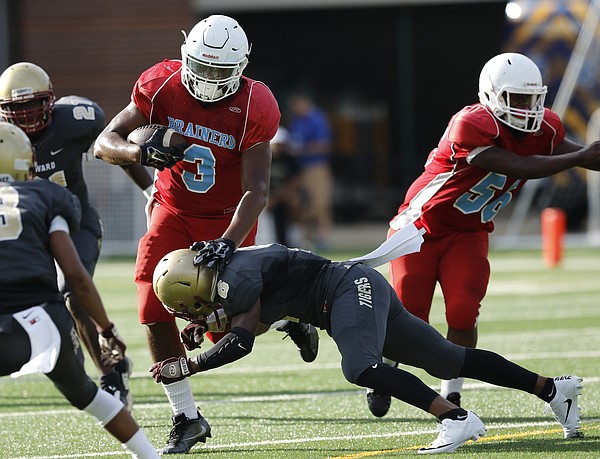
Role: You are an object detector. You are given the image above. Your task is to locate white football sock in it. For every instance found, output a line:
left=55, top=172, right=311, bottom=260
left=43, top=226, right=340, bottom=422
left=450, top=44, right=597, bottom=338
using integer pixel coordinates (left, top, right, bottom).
left=122, top=429, right=160, bottom=458
left=440, top=377, right=464, bottom=398
left=163, top=379, right=198, bottom=419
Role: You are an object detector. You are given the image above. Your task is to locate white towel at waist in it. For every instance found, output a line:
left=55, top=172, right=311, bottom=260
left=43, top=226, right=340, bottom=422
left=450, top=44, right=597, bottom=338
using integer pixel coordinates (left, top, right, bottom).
left=349, top=222, right=425, bottom=268
left=11, top=305, right=61, bottom=378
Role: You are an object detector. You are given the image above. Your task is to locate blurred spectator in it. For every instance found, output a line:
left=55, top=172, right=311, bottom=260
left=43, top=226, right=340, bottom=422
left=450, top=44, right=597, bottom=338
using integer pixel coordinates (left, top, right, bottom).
left=288, top=92, right=333, bottom=250
left=259, top=126, right=304, bottom=247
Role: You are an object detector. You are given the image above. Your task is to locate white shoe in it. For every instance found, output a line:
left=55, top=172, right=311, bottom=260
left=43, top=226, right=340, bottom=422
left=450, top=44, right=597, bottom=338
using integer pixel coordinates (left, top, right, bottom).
left=418, top=411, right=486, bottom=454
left=546, top=375, right=583, bottom=438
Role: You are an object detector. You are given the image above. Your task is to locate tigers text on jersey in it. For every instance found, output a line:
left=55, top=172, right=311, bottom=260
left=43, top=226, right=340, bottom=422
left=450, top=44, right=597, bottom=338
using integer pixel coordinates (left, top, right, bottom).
left=132, top=59, right=280, bottom=217
left=0, top=179, right=81, bottom=313
left=32, top=96, right=105, bottom=210
left=216, top=244, right=351, bottom=328
left=390, top=103, right=565, bottom=236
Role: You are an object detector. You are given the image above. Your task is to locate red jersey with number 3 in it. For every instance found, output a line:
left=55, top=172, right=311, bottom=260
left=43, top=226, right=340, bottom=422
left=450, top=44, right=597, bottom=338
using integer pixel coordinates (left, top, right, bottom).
left=132, top=59, right=280, bottom=217
left=390, top=103, right=565, bottom=236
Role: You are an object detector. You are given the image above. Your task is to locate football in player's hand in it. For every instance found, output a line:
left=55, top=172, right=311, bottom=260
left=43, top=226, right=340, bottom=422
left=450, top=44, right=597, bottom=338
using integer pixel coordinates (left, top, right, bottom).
left=127, top=124, right=187, bottom=150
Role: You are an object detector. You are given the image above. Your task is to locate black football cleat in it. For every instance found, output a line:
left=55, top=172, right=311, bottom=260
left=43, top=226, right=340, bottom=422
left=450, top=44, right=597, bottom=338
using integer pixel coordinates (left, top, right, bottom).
left=366, top=388, right=392, bottom=417
left=277, top=321, right=319, bottom=363
left=114, top=356, right=133, bottom=411
left=446, top=392, right=462, bottom=408
left=160, top=411, right=212, bottom=455
left=100, top=359, right=132, bottom=412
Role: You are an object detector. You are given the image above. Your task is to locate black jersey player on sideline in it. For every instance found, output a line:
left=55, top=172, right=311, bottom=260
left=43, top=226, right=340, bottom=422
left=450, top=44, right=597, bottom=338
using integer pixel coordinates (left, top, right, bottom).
left=0, top=62, right=154, bottom=410
left=0, top=122, right=159, bottom=458
left=150, top=243, right=583, bottom=454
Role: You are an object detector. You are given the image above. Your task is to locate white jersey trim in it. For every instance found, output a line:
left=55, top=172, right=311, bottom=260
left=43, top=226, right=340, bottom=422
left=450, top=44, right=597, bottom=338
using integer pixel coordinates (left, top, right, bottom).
left=149, top=66, right=182, bottom=123
left=389, top=172, right=453, bottom=230
left=467, top=145, right=494, bottom=163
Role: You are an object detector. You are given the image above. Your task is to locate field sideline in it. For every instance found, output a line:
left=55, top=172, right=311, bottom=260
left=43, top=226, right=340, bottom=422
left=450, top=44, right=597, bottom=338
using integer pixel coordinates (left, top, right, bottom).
left=1, top=248, right=599, bottom=458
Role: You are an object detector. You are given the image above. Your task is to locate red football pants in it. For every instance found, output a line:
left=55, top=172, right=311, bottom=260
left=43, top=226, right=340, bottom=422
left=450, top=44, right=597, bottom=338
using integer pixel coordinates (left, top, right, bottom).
left=388, top=227, right=490, bottom=330
left=135, top=202, right=256, bottom=344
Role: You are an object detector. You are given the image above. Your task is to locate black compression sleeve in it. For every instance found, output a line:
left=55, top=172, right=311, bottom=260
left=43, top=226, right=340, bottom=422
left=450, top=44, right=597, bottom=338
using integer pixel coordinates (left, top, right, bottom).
left=460, top=348, right=538, bottom=393
left=356, top=363, right=438, bottom=412
left=194, top=327, right=255, bottom=372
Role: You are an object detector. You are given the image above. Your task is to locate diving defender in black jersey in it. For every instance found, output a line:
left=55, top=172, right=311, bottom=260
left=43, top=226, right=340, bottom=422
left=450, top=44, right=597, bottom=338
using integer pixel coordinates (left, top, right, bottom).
left=150, top=244, right=583, bottom=454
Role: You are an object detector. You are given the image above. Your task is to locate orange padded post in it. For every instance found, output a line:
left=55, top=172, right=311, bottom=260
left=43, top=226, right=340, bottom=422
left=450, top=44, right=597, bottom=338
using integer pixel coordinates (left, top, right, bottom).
left=541, top=207, right=566, bottom=268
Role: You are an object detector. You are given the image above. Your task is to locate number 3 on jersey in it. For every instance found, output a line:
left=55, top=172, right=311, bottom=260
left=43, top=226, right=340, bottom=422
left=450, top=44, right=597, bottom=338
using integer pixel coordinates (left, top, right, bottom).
left=182, top=144, right=216, bottom=193
left=0, top=185, right=23, bottom=241
left=454, top=172, right=521, bottom=223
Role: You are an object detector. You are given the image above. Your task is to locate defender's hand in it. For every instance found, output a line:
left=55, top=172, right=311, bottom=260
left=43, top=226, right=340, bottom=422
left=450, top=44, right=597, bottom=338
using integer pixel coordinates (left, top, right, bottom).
left=98, top=323, right=126, bottom=367
left=191, top=238, right=235, bottom=271
left=180, top=322, right=207, bottom=351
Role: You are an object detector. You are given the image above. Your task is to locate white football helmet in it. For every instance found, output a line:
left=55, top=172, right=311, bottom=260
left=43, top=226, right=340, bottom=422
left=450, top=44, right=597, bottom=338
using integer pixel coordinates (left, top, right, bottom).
left=153, top=248, right=219, bottom=321
left=478, top=53, right=547, bottom=133
left=181, top=15, right=250, bottom=103
left=0, top=62, right=55, bottom=134
left=0, top=121, right=35, bottom=182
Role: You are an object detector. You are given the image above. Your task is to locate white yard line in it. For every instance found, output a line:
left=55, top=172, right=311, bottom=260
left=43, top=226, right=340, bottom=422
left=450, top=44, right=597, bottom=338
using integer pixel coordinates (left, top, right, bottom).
left=2, top=377, right=599, bottom=418
left=8, top=417, right=600, bottom=459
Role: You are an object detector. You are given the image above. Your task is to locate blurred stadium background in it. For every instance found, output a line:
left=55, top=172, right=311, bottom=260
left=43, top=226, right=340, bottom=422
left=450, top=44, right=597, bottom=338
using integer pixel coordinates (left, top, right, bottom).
left=1, top=0, right=600, bottom=255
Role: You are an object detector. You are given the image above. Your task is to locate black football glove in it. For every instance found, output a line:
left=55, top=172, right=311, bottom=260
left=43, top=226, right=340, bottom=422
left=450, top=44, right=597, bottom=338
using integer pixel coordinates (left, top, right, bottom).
left=191, top=238, right=235, bottom=271
left=139, top=126, right=186, bottom=171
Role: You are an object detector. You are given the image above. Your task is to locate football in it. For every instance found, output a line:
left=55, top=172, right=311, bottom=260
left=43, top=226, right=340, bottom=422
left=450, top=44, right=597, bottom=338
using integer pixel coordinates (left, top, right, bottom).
left=126, top=124, right=187, bottom=149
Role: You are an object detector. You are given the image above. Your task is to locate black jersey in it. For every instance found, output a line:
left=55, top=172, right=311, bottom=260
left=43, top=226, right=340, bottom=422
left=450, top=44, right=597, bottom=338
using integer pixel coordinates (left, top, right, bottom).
left=216, top=244, right=354, bottom=327
left=31, top=96, right=105, bottom=210
left=0, top=179, right=81, bottom=313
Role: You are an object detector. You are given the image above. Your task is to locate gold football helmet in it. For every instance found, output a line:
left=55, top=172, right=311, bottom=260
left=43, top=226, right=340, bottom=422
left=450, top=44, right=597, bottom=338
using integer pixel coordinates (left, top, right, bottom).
left=0, top=121, right=35, bottom=182
left=0, top=62, right=55, bottom=134
left=153, top=248, right=218, bottom=321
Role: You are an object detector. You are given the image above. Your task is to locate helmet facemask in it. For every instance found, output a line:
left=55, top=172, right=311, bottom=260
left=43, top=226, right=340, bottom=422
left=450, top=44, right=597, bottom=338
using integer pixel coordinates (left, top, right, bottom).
left=0, top=94, right=55, bottom=135
left=180, top=15, right=250, bottom=103
left=490, top=88, right=546, bottom=133
left=181, top=48, right=247, bottom=102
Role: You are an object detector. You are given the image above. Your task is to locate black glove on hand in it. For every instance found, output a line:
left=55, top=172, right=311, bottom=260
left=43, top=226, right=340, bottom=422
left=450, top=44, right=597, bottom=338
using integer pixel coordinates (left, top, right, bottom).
left=139, top=126, right=186, bottom=171
left=191, top=238, right=235, bottom=271
left=180, top=322, right=207, bottom=351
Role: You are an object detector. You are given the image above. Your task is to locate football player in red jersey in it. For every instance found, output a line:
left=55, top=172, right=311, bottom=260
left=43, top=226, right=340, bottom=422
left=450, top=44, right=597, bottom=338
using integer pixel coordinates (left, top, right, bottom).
left=94, top=15, right=317, bottom=454
left=366, top=53, right=600, bottom=417
left=0, top=62, right=153, bottom=413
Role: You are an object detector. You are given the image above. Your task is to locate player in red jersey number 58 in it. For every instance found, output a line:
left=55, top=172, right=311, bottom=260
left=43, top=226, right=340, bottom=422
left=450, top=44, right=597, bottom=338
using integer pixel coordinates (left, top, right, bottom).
left=367, top=53, right=600, bottom=418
